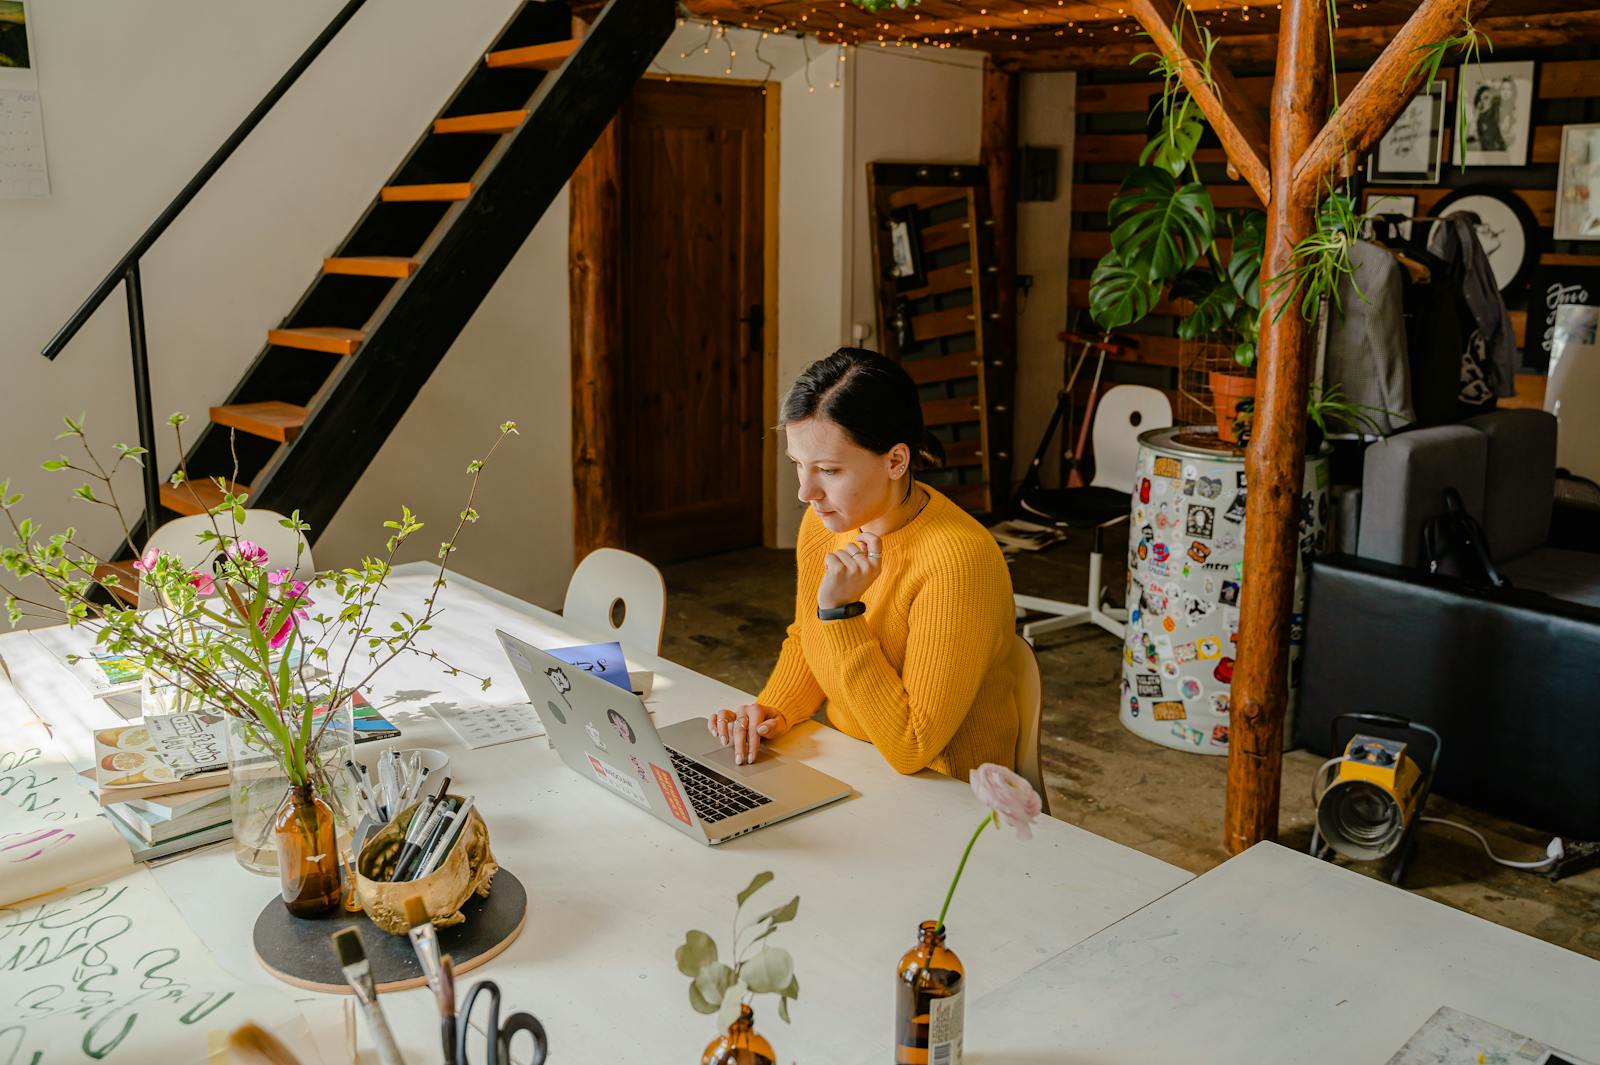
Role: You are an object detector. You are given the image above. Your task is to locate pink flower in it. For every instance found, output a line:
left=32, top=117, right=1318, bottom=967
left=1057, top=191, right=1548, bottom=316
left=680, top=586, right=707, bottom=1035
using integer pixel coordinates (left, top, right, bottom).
left=267, top=568, right=291, bottom=585
left=227, top=540, right=269, bottom=566
left=262, top=580, right=313, bottom=649
left=188, top=570, right=216, bottom=596
left=969, top=763, right=1043, bottom=841
left=133, top=546, right=161, bottom=574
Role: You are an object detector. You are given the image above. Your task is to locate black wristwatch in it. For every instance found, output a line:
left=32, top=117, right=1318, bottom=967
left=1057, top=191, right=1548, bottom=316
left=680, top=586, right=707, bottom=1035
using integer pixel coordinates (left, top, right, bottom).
left=817, top=601, right=866, bottom=621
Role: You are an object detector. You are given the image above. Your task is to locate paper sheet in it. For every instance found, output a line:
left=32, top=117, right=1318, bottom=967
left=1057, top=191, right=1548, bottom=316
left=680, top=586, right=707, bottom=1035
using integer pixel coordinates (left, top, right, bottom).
left=0, top=792, right=133, bottom=907
left=1386, top=1006, right=1596, bottom=1065
left=0, top=869, right=331, bottom=1064
left=0, top=88, right=49, bottom=199
left=431, top=700, right=547, bottom=749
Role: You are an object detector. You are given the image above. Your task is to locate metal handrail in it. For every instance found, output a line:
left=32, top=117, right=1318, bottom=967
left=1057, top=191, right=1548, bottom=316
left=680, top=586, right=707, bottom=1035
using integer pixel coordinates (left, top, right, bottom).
left=38, top=0, right=370, bottom=530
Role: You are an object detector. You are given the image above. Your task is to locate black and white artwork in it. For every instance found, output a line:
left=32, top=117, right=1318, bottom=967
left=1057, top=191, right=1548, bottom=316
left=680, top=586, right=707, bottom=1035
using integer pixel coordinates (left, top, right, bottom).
left=1456, top=61, right=1534, bottom=167
left=1368, top=81, right=1445, bottom=184
left=887, top=205, right=926, bottom=291
left=1555, top=124, right=1600, bottom=241
left=1435, top=186, right=1537, bottom=292
left=1363, top=193, right=1418, bottom=241
left=1522, top=266, right=1600, bottom=373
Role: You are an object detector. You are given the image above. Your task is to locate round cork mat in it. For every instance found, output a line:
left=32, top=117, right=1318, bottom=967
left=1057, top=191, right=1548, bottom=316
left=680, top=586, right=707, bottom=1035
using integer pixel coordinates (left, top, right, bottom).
left=252, top=869, right=527, bottom=994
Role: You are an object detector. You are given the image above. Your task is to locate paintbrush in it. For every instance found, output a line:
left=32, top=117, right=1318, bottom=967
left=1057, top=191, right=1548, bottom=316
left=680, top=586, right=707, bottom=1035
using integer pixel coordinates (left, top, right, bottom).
left=330, top=926, right=406, bottom=1065
left=224, top=1023, right=305, bottom=1065
left=403, top=895, right=457, bottom=1065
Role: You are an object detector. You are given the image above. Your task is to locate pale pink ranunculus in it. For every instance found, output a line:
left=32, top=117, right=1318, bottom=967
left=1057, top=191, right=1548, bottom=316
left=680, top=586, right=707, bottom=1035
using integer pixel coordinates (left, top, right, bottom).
left=969, top=763, right=1043, bottom=840
left=188, top=570, right=216, bottom=596
left=227, top=539, right=269, bottom=566
left=133, top=546, right=161, bottom=574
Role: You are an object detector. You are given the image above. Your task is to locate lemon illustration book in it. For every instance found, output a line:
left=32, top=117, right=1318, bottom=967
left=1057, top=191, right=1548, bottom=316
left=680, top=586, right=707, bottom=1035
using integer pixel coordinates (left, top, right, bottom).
left=91, top=719, right=231, bottom=805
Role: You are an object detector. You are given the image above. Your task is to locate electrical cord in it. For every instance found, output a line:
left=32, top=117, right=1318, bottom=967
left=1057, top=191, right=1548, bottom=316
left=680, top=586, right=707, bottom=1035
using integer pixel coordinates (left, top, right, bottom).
left=1419, top=817, right=1565, bottom=871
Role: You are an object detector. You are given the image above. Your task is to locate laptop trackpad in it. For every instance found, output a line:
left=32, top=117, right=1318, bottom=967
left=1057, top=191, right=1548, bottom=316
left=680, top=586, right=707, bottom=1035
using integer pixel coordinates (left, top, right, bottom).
left=697, top=743, right=785, bottom=777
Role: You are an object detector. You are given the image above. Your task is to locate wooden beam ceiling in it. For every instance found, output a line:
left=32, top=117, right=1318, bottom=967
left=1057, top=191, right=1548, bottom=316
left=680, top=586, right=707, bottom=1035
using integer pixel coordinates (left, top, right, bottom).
left=678, top=0, right=1600, bottom=70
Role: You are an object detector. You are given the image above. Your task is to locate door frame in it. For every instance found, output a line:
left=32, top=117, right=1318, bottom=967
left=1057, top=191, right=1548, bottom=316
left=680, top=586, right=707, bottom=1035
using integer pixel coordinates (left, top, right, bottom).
left=569, top=75, right=781, bottom=563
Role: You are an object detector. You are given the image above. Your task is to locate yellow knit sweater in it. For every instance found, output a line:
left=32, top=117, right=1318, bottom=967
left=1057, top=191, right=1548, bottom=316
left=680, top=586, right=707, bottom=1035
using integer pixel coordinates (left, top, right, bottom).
left=758, top=485, right=1019, bottom=779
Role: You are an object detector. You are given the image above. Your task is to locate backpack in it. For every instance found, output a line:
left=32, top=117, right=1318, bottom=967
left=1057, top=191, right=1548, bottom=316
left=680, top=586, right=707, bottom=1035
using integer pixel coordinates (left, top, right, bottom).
left=1423, top=487, right=1507, bottom=588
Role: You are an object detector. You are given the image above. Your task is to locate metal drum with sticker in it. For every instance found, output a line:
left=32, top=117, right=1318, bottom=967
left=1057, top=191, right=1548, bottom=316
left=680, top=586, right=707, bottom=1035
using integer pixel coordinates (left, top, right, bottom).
left=1120, top=426, right=1330, bottom=754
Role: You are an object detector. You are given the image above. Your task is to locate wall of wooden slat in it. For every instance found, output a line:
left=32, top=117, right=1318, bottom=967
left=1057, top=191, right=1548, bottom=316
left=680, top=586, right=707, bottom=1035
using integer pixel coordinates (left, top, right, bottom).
left=1067, top=47, right=1600, bottom=439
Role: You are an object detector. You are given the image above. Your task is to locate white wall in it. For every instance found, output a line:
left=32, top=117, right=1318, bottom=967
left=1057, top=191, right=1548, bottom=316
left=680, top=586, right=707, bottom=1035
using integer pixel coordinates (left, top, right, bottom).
left=1014, top=71, right=1076, bottom=488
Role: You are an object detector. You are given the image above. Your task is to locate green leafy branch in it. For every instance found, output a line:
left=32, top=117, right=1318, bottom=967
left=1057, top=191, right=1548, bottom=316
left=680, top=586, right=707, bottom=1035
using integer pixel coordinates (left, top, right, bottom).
left=676, top=871, right=802, bottom=1028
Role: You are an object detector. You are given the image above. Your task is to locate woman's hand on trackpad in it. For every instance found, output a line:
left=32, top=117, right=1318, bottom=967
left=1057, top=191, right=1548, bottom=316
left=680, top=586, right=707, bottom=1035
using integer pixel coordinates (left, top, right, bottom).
left=707, top=703, right=789, bottom=765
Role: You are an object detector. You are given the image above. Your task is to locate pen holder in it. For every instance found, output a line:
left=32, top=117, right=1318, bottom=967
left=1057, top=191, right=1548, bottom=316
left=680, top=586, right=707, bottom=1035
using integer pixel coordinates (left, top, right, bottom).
left=355, top=795, right=498, bottom=934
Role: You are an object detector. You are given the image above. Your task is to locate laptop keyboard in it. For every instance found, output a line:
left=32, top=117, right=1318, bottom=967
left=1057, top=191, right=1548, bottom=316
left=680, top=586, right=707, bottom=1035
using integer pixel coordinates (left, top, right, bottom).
left=665, top=748, right=773, bottom=825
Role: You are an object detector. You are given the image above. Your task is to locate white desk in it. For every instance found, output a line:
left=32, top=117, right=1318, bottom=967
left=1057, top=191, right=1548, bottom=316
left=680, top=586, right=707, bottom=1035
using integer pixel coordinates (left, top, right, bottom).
left=2, top=563, right=1191, bottom=1063
left=964, top=841, right=1600, bottom=1064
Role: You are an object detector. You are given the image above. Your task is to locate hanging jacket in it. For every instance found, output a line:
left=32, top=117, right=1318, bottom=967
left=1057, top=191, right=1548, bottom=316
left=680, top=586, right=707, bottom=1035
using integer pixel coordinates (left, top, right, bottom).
left=1427, top=215, right=1519, bottom=402
left=1322, top=240, right=1416, bottom=435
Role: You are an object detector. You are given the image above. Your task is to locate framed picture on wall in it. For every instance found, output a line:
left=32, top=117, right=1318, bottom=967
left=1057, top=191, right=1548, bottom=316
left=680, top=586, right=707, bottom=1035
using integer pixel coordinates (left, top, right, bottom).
left=1455, top=61, right=1535, bottom=167
left=887, top=205, right=927, bottom=291
left=1522, top=266, right=1600, bottom=372
left=1367, top=81, right=1445, bottom=184
left=1362, top=193, right=1418, bottom=241
left=1555, top=124, right=1600, bottom=241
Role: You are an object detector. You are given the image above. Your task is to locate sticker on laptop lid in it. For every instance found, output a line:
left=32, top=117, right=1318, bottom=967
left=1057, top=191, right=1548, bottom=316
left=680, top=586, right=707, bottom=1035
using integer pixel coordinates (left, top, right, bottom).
left=650, top=762, right=693, bottom=826
left=586, top=753, right=647, bottom=808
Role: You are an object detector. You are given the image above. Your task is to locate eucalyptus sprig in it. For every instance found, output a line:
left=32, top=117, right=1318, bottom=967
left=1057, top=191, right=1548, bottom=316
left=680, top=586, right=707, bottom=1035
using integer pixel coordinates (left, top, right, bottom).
left=676, top=872, right=801, bottom=1028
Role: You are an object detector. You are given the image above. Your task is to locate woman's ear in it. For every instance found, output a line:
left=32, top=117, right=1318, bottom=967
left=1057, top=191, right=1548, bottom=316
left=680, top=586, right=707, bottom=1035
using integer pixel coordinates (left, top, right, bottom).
left=886, top=442, right=911, bottom=481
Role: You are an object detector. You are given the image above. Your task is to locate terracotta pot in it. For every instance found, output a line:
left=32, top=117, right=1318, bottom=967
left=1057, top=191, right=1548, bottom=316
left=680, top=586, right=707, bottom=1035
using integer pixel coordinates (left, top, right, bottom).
left=1209, top=371, right=1258, bottom=444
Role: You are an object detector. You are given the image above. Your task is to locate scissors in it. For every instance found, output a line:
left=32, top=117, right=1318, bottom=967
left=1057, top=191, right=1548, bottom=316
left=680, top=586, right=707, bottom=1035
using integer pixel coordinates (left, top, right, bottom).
left=456, top=979, right=548, bottom=1065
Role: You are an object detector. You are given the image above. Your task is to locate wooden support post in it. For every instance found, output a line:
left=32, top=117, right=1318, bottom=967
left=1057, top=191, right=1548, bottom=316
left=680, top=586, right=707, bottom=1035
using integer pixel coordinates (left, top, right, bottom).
left=981, top=58, right=1018, bottom=460
left=1126, top=0, right=1272, bottom=205
left=569, top=114, right=626, bottom=563
left=1295, top=0, right=1473, bottom=196
left=1224, top=0, right=1329, bottom=854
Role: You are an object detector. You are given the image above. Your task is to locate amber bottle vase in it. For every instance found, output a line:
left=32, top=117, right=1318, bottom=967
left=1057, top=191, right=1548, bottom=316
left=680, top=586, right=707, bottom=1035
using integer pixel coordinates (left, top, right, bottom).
left=274, top=782, right=340, bottom=917
left=702, top=1004, right=776, bottom=1065
left=895, top=920, right=965, bottom=1065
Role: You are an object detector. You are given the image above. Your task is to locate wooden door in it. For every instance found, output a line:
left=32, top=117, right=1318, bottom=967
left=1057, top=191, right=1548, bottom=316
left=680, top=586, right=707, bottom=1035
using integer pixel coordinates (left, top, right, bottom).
left=620, top=80, right=766, bottom=562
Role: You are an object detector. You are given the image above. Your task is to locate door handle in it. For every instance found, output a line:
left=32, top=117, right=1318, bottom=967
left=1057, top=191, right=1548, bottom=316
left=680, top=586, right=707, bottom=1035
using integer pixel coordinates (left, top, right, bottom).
left=739, top=304, right=764, bottom=352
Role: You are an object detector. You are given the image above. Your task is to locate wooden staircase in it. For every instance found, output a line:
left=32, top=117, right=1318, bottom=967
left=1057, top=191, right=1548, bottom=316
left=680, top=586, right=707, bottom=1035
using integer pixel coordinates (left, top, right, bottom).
left=148, top=0, right=670, bottom=527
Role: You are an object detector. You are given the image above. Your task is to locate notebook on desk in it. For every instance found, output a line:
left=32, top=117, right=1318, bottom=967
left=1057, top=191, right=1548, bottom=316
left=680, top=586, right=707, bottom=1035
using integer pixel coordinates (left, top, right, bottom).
left=497, top=630, right=850, bottom=844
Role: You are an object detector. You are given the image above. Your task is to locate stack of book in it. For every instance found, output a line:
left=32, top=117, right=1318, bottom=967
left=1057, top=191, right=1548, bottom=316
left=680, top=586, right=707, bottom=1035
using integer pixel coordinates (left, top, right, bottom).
left=88, top=718, right=234, bottom=862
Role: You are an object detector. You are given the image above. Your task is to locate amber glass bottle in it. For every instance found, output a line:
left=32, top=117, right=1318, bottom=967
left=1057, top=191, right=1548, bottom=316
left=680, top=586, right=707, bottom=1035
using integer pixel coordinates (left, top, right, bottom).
left=702, top=1004, right=775, bottom=1065
left=274, top=783, right=340, bottom=917
left=895, top=920, right=965, bottom=1065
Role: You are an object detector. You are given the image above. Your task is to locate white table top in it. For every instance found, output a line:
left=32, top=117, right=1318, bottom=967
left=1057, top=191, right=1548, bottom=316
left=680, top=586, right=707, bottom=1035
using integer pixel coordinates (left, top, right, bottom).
left=964, top=841, right=1600, bottom=1064
left=1, top=563, right=1192, bottom=1064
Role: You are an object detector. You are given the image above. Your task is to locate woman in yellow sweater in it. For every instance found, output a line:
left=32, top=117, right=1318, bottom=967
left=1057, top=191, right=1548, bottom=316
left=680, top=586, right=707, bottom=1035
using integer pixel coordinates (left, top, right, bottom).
left=707, top=348, right=1019, bottom=779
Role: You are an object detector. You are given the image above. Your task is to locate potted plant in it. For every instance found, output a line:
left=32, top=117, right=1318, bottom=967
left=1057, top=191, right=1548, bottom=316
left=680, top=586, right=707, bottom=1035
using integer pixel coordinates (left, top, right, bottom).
left=1, top=413, right=516, bottom=913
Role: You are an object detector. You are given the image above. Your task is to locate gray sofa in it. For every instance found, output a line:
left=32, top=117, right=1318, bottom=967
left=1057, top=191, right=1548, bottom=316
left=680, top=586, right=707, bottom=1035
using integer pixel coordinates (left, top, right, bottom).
left=1354, top=410, right=1600, bottom=607
left=1298, top=409, right=1600, bottom=840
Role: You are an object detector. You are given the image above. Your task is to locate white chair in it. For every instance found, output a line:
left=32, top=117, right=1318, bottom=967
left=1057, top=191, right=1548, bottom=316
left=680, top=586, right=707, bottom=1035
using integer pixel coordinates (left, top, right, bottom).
left=1008, top=634, right=1051, bottom=816
left=1014, top=384, right=1173, bottom=644
left=563, top=547, right=666, bottom=655
left=138, top=509, right=314, bottom=609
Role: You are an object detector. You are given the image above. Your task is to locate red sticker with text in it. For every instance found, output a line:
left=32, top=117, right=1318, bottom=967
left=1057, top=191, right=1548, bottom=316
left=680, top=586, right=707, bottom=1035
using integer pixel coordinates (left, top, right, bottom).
left=651, top=762, right=692, bottom=825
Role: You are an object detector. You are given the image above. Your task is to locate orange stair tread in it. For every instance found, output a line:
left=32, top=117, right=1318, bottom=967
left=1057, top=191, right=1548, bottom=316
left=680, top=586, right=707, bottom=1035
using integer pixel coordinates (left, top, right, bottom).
left=484, top=39, right=577, bottom=70
left=209, top=401, right=308, bottom=443
left=434, top=110, right=528, bottom=135
left=323, top=256, right=418, bottom=279
left=380, top=183, right=473, bottom=203
left=95, top=561, right=141, bottom=605
left=268, top=326, right=365, bottom=356
left=160, top=477, right=249, bottom=517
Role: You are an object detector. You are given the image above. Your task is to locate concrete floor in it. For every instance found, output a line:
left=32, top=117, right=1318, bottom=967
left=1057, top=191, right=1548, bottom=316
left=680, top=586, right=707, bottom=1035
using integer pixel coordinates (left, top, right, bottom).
left=658, top=532, right=1600, bottom=962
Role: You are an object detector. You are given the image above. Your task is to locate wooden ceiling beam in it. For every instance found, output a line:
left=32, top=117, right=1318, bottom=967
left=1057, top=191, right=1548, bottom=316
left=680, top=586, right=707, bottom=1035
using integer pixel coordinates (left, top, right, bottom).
left=1294, top=0, right=1472, bottom=198
left=995, top=9, right=1600, bottom=70
left=1126, top=0, right=1272, bottom=205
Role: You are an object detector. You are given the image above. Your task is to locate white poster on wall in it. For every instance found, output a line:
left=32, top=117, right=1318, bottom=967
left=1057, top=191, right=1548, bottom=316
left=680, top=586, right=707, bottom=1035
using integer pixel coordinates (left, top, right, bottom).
left=0, top=0, right=48, bottom=198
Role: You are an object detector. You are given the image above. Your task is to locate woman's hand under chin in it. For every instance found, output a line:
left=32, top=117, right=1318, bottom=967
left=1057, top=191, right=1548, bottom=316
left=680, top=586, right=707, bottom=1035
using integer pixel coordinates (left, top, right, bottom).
left=818, top=529, right=883, bottom=610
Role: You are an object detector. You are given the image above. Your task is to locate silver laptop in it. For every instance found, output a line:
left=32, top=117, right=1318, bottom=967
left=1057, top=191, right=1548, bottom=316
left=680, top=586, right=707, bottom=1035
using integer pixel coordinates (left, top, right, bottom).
left=497, top=630, right=851, bottom=844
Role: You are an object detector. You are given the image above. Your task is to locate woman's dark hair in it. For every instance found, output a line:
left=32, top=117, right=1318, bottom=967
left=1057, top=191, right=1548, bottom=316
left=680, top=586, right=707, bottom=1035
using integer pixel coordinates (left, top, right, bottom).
left=780, top=348, right=945, bottom=485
